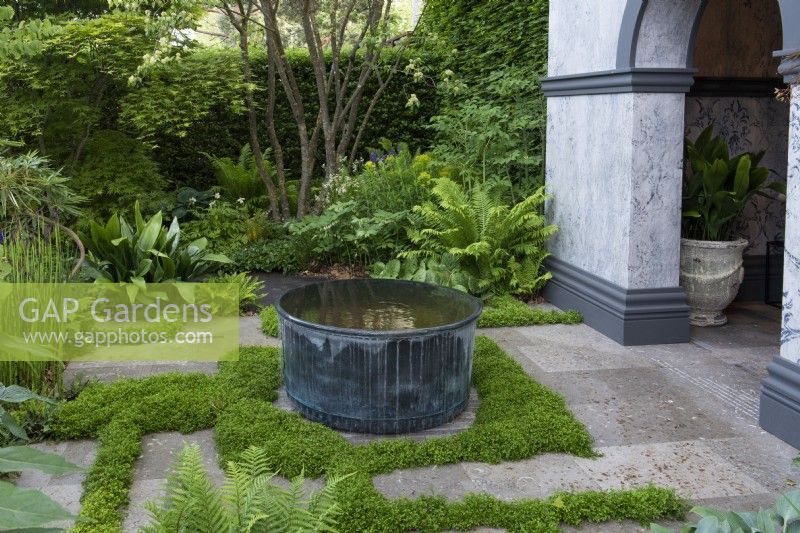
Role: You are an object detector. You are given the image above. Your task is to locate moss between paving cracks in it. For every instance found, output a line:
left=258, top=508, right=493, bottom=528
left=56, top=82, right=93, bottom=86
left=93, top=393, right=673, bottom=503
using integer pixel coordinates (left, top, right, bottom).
left=259, top=296, right=583, bottom=338
left=52, top=338, right=685, bottom=532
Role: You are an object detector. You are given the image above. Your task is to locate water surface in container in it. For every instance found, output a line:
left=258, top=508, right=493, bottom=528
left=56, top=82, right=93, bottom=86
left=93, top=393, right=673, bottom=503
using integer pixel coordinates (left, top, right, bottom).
left=280, top=279, right=478, bottom=330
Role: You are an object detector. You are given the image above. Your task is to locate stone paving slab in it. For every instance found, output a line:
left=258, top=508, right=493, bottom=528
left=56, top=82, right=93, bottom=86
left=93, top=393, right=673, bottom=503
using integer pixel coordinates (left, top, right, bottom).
left=373, top=439, right=771, bottom=503
left=64, top=360, right=218, bottom=385
left=61, top=316, right=280, bottom=386
left=14, top=439, right=97, bottom=530
left=124, top=430, right=225, bottom=532
left=516, top=341, right=659, bottom=372
left=240, top=315, right=280, bottom=347
left=124, top=429, right=325, bottom=531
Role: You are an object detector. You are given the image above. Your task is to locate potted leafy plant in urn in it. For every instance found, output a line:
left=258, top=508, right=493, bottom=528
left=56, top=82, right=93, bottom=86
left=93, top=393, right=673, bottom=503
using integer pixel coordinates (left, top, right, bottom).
left=681, top=126, right=785, bottom=326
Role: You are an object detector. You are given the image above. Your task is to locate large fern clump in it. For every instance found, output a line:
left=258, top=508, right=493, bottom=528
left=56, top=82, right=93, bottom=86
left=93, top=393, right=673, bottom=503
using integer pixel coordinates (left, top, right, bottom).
left=205, top=144, right=268, bottom=201
left=404, top=178, right=557, bottom=297
left=141, top=444, right=347, bottom=533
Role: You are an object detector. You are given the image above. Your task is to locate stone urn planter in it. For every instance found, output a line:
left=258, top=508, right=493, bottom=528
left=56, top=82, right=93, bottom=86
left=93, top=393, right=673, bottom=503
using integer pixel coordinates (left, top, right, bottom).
left=679, top=238, right=748, bottom=327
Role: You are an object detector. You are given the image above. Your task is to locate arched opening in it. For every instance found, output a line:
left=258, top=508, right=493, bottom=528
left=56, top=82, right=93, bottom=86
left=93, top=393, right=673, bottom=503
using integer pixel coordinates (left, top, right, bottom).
left=684, top=0, right=790, bottom=306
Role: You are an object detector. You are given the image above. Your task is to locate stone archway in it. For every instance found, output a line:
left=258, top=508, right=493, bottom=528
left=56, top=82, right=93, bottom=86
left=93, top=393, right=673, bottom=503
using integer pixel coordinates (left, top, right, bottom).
left=541, top=0, right=800, bottom=447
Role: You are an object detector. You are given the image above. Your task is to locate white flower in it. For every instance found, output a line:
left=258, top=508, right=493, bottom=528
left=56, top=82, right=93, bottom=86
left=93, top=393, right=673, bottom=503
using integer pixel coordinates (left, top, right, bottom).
left=214, top=192, right=221, bottom=199
left=406, top=93, right=420, bottom=109
left=209, top=200, right=216, bottom=208
left=237, top=197, right=245, bottom=204
left=188, top=197, right=197, bottom=204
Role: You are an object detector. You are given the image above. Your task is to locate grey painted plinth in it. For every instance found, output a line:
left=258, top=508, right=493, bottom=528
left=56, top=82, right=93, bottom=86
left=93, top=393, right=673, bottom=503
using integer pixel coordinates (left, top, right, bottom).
left=543, top=257, right=690, bottom=346
left=760, top=357, right=800, bottom=449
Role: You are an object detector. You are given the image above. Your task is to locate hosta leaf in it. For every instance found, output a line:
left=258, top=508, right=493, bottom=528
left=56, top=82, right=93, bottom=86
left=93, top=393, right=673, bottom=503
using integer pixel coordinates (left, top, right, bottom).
left=136, top=213, right=163, bottom=252
left=0, top=480, right=77, bottom=529
left=0, top=407, right=28, bottom=441
left=775, top=490, right=800, bottom=526
left=0, top=385, right=55, bottom=405
left=0, top=446, right=82, bottom=475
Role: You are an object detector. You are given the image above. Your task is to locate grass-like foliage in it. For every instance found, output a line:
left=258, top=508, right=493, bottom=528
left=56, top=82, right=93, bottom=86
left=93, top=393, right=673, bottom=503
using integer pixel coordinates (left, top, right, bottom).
left=260, top=297, right=581, bottom=339
left=479, top=295, right=582, bottom=328
left=260, top=305, right=280, bottom=337
left=52, top=340, right=684, bottom=532
left=405, top=178, right=557, bottom=297
left=141, top=444, right=348, bottom=532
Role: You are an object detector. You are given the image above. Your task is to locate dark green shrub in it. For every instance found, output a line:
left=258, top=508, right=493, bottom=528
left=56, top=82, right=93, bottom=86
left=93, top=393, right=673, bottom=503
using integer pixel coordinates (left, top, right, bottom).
left=71, top=130, right=166, bottom=219
left=430, top=68, right=546, bottom=196
left=181, top=200, right=249, bottom=257
left=417, top=0, right=548, bottom=81
left=231, top=238, right=304, bottom=274
left=417, top=1, right=549, bottom=193
left=170, top=187, right=217, bottom=220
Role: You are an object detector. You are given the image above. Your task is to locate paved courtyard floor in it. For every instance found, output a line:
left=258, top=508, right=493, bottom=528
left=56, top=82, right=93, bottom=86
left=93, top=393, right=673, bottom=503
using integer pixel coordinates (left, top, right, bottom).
left=28, top=299, right=800, bottom=532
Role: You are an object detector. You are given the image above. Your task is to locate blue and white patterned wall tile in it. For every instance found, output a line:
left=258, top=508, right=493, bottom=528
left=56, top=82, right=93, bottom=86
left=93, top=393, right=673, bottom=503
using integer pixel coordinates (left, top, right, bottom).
left=780, top=85, right=800, bottom=364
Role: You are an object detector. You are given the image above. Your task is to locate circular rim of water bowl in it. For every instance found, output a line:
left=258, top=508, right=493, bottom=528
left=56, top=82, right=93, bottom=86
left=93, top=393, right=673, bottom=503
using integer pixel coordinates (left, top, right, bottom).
left=275, top=278, right=483, bottom=338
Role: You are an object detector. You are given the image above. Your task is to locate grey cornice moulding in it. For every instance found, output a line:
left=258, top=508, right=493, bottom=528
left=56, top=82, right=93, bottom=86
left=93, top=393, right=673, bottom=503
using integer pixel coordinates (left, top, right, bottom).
left=778, top=54, right=800, bottom=84
left=541, top=68, right=696, bottom=97
left=542, top=256, right=689, bottom=346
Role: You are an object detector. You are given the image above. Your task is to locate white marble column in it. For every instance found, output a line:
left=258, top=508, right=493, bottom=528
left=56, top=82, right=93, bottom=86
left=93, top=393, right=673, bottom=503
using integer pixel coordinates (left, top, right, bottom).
left=781, top=84, right=800, bottom=363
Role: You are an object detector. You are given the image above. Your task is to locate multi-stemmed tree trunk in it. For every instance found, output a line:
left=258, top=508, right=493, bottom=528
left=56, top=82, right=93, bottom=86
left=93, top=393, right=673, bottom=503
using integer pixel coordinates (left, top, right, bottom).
left=122, top=0, right=416, bottom=220
left=218, top=0, right=285, bottom=220
left=256, top=0, right=413, bottom=217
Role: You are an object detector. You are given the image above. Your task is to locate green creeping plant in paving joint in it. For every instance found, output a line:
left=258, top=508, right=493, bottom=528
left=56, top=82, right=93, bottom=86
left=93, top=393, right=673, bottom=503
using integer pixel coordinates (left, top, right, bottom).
left=259, top=305, right=280, bottom=338
left=50, top=339, right=684, bottom=532
left=478, top=295, right=582, bottom=328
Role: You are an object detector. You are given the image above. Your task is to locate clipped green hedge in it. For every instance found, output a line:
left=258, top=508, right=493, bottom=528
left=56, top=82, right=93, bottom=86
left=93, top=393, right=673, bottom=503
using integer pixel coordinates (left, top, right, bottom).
left=418, top=0, right=549, bottom=80
left=120, top=46, right=442, bottom=189
left=52, top=339, right=684, bottom=532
